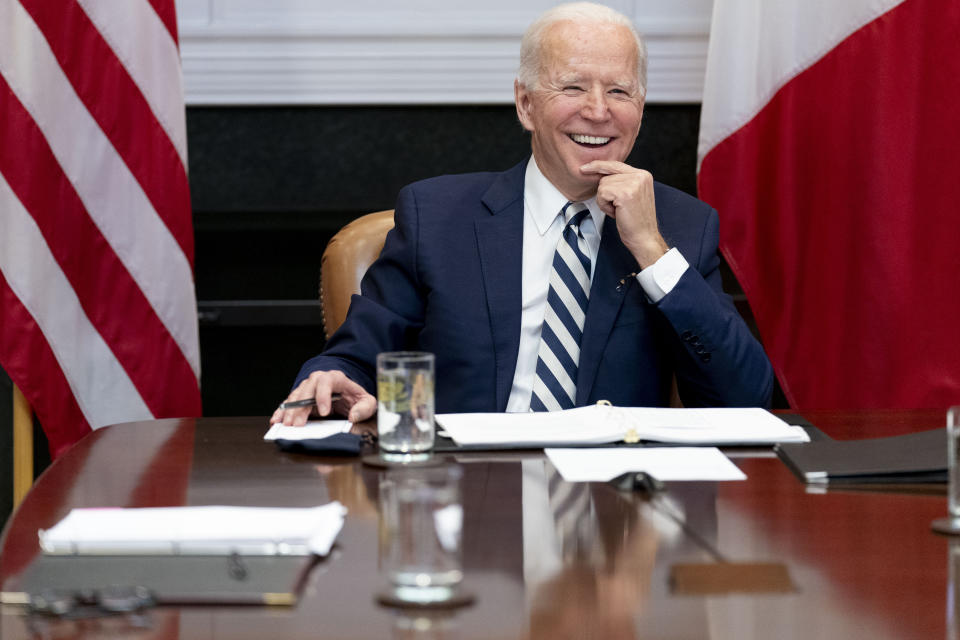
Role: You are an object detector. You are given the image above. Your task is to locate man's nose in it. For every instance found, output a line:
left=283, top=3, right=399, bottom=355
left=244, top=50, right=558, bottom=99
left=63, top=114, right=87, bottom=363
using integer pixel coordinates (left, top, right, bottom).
left=581, top=88, right=610, bottom=121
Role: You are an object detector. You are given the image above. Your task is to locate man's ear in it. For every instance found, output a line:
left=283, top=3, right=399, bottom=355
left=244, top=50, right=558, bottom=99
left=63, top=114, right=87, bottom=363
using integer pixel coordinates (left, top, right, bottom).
left=515, top=79, right=535, bottom=132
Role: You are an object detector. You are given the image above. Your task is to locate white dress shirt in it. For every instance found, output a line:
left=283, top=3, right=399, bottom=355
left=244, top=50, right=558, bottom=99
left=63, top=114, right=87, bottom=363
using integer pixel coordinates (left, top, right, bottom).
left=505, top=157, right=689, bottom=412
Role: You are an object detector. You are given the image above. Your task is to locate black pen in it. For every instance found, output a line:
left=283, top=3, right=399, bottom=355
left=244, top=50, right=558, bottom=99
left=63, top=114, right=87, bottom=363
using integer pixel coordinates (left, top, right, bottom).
left=278, top=394, right=342, bottom=410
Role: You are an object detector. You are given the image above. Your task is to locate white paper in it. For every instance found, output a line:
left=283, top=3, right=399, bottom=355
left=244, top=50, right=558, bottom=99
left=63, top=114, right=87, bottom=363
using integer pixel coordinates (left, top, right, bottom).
left=545, top=447, right=747, bottom=482
left=436, top=405, right=808, bottom=447
left=39, top=502, right=347, bottom=556
left=437, top=406, right=623, bottom=446
left=263, top=420, right=353, bottom=441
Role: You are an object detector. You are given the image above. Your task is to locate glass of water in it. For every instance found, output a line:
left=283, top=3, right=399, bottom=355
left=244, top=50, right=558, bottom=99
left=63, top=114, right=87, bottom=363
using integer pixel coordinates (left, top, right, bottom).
left=947, top=406, right=960, bottom=524
left=377, top=352, right=435, bottom=462
left=379, top=465, right=464, bottom=604
left=933, top=407, right=960, bottom=535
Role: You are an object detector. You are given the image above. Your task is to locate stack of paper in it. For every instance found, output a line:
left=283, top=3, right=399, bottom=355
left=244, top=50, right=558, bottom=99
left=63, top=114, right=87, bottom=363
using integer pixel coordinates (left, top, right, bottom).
left=39, top=502, right=347, bottom=556
left=437, top=405, right=808, bottom=448
left=263, top=420, right=352, bottom=441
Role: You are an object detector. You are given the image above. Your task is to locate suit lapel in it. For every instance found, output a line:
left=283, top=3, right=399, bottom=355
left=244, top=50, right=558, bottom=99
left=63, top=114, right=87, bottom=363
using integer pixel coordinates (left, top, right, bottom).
left=577, top=221, right=640, bottom=404
left=476, top=161, right=526, bottom=411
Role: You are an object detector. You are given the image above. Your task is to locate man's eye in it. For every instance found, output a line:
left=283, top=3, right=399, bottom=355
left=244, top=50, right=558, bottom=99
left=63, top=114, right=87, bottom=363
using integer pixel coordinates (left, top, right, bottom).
left=563, top=86, right=584, bottom=92
left=609, top=88, right=628, bottom=95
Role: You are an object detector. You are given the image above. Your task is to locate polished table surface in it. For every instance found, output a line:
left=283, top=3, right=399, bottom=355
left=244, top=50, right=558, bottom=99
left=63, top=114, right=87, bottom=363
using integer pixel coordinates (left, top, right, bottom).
left=0, top=410, right=951, bottom=639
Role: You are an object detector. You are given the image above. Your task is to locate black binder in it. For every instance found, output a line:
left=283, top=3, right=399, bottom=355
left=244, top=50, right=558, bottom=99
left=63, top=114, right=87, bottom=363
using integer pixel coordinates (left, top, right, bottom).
left=775, top=427, right=946, bottom=484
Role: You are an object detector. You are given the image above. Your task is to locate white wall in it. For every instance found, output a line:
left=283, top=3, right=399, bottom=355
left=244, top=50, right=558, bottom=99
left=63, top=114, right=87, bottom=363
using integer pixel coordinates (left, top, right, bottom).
left=175, top=0, right=713, bottom=105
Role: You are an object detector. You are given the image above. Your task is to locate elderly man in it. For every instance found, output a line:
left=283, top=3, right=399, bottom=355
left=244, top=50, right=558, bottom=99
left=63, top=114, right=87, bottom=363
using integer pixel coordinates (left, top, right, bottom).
left=273, top=2, right=773, bottom=426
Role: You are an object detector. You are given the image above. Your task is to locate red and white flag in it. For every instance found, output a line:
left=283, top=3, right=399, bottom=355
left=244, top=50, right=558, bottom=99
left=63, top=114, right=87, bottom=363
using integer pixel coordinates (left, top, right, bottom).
left=0, top=0, right=201, bottom=457
left=698, top=0, right=960, bottom=409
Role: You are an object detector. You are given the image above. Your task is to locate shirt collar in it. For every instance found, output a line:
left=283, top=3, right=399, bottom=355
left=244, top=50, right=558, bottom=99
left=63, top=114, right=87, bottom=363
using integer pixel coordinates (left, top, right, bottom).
left=524, top=156, right=605, bottom=236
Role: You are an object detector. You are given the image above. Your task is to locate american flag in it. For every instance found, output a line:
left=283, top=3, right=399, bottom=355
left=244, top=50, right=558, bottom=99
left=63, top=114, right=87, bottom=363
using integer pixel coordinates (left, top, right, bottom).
left=0, top=0, right=201, bottom=457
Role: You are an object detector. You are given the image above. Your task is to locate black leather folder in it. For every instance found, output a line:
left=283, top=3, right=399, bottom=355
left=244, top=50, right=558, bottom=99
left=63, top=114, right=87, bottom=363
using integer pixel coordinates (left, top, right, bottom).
left=775, top=427, right=946, bottom=484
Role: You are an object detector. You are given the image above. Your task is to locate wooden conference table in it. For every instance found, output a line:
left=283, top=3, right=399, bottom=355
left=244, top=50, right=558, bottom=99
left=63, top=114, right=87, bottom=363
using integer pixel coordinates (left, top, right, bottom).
left=0, top=410, right=951, bottom=639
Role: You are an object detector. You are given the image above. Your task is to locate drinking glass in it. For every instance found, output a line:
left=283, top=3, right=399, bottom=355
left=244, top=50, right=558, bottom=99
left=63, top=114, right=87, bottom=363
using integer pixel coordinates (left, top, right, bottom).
left=377, top=352, right=435, bottom=462
left=933, top=407, right=960, bottom=535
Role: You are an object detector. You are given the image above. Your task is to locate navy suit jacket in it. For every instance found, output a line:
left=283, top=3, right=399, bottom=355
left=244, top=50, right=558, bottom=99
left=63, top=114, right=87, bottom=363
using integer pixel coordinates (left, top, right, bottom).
left=297, top=159, right=773, bottom=411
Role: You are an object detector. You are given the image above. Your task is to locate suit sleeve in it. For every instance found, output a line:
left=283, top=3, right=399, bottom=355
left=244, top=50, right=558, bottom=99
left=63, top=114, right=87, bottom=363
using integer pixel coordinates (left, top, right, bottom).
left=293, top=186, right=426, bottom=393
left=655, top=209, right=774, bottom=408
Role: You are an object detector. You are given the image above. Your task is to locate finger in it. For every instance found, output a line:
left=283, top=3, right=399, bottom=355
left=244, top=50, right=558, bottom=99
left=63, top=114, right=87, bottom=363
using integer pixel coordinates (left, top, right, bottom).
left=346, top=394, right=378, bottom=423
left=596, top=190, right=616, bottom=216
left=277, top=404, right=313, bottom=426
left=595, top=180, right=621, bottom=216
left=276, top=375, right=323, bottom=425
left=281, top=397, right=314, bottom=426
left=288, top=407, right=313, bottom=427
left=314, top=370, right=373, bottom=417
left=580, top=160, right=637, bottom=176
left=312, top=373, right=337, bottom=417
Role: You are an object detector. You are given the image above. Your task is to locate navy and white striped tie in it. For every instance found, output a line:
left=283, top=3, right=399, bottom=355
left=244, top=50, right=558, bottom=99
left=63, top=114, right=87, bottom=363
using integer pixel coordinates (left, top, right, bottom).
left=531, top=202, right=591, bottom=412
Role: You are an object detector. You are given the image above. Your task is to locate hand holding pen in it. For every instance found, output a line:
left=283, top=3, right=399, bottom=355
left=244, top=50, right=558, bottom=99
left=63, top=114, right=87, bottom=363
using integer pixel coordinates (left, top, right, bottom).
left=270, top=370, right=377, bottom=426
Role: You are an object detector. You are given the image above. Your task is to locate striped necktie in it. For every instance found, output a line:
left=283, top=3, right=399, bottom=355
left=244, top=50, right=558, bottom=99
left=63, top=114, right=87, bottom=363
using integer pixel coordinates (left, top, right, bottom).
left=531, top=202, right=591, bottom=412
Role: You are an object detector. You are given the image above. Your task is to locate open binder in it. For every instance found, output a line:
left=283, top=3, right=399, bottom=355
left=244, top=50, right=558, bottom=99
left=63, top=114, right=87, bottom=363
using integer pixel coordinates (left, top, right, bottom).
left=0, top=503, right=347, bottom=606
left=435, top=405, right=809, bottom=449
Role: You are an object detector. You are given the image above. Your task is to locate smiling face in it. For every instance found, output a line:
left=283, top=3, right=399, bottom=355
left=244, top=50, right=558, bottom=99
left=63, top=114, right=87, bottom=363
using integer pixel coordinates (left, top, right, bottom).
left=515, top=20, right=645, bottom=202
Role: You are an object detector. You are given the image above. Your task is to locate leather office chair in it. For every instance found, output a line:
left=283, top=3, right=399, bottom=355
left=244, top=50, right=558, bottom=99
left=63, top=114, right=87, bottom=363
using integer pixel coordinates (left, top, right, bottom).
left=319, top=209, right=395, bottom=339
left=11, top=384, right=33, bottom=507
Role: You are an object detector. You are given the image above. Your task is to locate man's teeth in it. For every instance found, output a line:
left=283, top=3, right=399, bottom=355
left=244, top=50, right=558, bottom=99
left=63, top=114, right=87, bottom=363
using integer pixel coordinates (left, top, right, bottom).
left=571, top=134, right=610, bottom=145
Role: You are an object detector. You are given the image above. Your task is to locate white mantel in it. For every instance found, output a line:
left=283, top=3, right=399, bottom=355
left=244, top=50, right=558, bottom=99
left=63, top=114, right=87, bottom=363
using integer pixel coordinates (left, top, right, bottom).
left=175, top=0, right=713, bottom=105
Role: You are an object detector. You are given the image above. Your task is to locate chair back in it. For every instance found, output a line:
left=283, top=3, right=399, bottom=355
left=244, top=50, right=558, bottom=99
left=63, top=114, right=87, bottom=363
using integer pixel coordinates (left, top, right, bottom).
left=320, top=209, right=395, bottom=339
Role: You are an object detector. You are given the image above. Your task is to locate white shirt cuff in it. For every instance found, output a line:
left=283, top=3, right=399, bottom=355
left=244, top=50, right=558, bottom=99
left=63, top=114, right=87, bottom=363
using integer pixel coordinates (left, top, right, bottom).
left=636, top=247, right=689, bottom=303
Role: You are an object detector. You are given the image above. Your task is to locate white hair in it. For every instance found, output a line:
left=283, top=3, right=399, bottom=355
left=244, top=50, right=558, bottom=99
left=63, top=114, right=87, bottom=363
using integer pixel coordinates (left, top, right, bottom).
left=517, top=2, right=647, bottom=96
